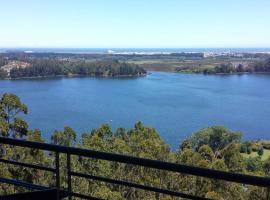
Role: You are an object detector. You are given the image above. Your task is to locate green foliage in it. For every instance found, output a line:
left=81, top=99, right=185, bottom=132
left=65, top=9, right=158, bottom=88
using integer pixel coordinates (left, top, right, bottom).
left=263, top=157, right=270, bottom=175
left=51, top=126, right=76, bottom=147
left=0, top=56, right=5, bottom=67
left=12, top=117, right=28, bottom=138
left=28, top=129, right=44, bottom=143
left=245, top=157, right=263, bottom=173
left=0, top=69, right=7, bottom=78
left=222, top=143, right=244, bottom=173
left=78, top=122, right=171, bottom=199
left=0, top=118, right=8, bottom=137
left=258, top=147, right=264, bottom=156
left=212, top=159, right=227, bottom=171
left=198, top=145, right=214, bottom=161
left=188, top=125, right=241, bottom=151
left=0, top=93, right=28, bottom=117
left=205, top=191, right=224, bottom=200
left=127, top=121, right=170, bottom=160
left=241, top=141, right=255, bottom=155
left=201, top=58, right=270, bottom=74
left=179, top=138, right=192, bottom=150
left=262, top=143, right=270, bottom=150
left=0, top=93, right=28, bottom=138
left=250, top=58, right=270, bottom=72
left=247, top=147, right=252, bottom=154
left=176, top=148, right=202, bottom=165
left=214, top=63, right=234, bottom=73
left=240, top=144, right=247, bottom=153
left=248, top=187, right=267, bottom=200
left=8, top=59, right=146, bottom=78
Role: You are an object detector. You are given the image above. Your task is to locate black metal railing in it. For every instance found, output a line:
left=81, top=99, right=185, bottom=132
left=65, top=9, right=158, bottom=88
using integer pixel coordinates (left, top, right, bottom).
left=0, top=136, right=270, bottom=200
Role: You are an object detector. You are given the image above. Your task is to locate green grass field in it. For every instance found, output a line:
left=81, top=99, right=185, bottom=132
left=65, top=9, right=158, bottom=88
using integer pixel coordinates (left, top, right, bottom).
left=241, top=149, right=270, bottom=161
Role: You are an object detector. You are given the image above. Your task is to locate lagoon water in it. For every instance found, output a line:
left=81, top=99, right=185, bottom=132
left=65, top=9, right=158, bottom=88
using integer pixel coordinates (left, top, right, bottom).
left=1, top=72, right=270, bottom=148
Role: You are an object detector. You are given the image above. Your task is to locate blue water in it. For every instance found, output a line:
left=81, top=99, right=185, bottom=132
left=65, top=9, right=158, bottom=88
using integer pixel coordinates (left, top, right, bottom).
left=1, top=72, right=270, bottom=149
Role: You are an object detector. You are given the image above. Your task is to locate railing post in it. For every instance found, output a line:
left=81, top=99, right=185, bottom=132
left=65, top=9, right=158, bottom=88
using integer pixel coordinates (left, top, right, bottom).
left=55, top=152, right=60, bottom=189
left=67, top=153, right=72, bottom=200
left=267, top=187, right=270, bottom=200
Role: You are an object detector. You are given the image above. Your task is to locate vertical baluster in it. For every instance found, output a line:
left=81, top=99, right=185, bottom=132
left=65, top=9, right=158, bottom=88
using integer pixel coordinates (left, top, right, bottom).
left=267, top=187, right=270, bottom=200
left=55, top=152, right=60, bottom=189
left=67, top=153, right=72, bottom=200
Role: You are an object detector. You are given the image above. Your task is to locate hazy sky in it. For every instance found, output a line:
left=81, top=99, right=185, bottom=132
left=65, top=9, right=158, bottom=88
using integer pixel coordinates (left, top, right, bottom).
left=1, top=0, right=270, bottom=48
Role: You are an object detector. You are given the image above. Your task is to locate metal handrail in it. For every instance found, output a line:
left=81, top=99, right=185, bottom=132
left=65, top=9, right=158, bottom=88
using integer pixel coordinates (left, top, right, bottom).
left=1, top=137, right=270, bottom=200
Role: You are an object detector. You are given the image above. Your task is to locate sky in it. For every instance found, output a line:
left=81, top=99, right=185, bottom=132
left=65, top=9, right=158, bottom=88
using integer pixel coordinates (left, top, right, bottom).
left=0, top=0, right=270, bottom=48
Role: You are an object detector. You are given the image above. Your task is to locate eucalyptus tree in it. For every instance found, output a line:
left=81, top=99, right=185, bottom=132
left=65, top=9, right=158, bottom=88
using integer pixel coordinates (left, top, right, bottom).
left=0, top=93, right=28, bottom=138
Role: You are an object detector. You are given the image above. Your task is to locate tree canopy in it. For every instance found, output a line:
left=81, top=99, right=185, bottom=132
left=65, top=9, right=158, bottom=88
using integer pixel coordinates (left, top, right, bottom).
left=4, top=58, right=146, bottom=79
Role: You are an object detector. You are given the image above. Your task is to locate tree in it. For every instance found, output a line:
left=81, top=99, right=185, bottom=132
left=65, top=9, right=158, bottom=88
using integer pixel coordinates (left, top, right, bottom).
left=195, top=159, right=212, bottom=196
left=185, top=125, right=241, bottom=152
left=205, top=191, right=224, bottom=200
left=127, top=121, right=170, bottom=160
left=240, top=144, right=247, bottom=153
left=241, top=141, right=253, bottom=154
left=263, top=157, right=270, bottom=175
left=8, top=58, right=146, bottom=78
left=0, top=69, right=8, bottom=78
left=179, top=139, right=192, bottom=150
left=0, top=93, right=28, bottom=138
left=258, top=147, right=264, bottom=157
left=214, top=63, right=234, bottom=73
left=0, top=56, right=7, bottom=66
left=198, top=145, right=214, bottom=161
left=7, top=129, right=52, bottom=189
left=222, top=143, right=244, bottom=173
left=11, top=117, right=28, bottom=138
left=245, top=157, right=263, bottom=173
left=51, top=126, right=76, bottom=147
left=0, top=118, right=9, bottom=137
left=236, top=64, right=244, bottom=72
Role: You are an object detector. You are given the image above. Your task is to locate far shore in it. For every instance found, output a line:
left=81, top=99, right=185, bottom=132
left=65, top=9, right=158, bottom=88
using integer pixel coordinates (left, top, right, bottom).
left=2, top=70, right=270, bottom=80
left=1, top=73, right=147, bottom=80
left=178, top=71, right=270, bottom=75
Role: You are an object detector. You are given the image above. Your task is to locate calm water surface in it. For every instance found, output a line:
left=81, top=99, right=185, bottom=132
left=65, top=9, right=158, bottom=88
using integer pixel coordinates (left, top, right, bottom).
left=1, top=72, right=270, bottom=148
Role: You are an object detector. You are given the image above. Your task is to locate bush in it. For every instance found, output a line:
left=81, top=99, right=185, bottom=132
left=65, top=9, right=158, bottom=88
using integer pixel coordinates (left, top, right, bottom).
left=245, top=157, right=263, bottom=172
left=242, top=141, right=254, bottom=154
left=251, top=143, right=260, bottom=152
left=258, top=147, right=264, bottom=156
left=247, top=147, right=252, bottom=154
left=240, top=144, right=247, bottom=153
left=263, top=144, right=270, bottom=150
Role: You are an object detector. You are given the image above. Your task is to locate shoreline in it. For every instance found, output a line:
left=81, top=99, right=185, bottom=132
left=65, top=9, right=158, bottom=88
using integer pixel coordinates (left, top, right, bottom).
left=1, top=73, right=147, bottom=80
left=175, top=71, right=270, bottom=75
left=2, top=71, right=270, bottom=80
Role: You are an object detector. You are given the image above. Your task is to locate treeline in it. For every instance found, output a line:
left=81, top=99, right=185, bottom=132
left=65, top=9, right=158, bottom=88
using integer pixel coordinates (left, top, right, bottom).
left=0, top=56, right=7, bottom=78
left=0, top=70, right=7, bottom=78
left=69, top=60, right=146, bottom=77
left=0, top=56, right=7, bottom=66
left=203, top=58, right=270, bottom=74
left=0, top=93, right=270, bottom=199
left=8, top=59, right=146, bottom=78
left=10, top=59, right=62, bottom=78
left=175, top=58, right=270, bottom=74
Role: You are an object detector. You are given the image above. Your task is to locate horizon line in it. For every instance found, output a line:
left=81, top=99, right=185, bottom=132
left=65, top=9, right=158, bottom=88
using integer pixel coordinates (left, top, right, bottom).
left=1, top=47, right=270, bottom=49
